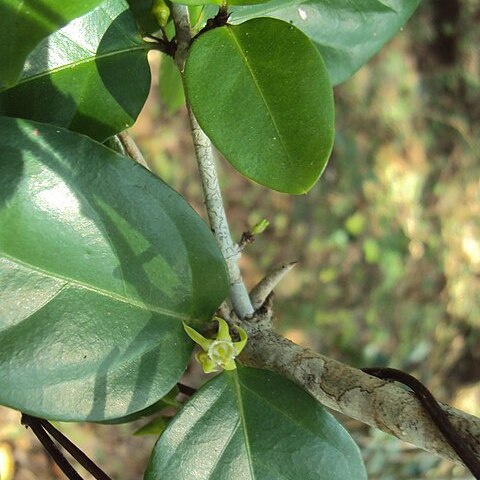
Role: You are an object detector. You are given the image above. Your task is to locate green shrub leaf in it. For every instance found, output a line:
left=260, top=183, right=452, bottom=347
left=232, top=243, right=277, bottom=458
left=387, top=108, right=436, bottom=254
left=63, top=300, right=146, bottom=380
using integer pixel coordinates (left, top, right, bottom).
left=0, top=0, right=103, bottom=87
left=145, top=365, right=367, bottom=479
left=0, top=0, right=151, bottom=142
left=184, top=18, right=334, bottom=194
left=0, top=117, right=229, bottom=421
left=227, top=0, right=421, bottom=85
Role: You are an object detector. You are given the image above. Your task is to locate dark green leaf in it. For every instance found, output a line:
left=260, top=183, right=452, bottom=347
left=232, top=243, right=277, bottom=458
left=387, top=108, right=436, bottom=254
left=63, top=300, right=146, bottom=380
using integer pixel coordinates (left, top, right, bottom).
left=145, top=366, right=367, bottom=479
left=0, top=117, right=229, bottom=421
left=159, top=56, right=185, bottom=115
left=0, top=0, right=103, bottom=87
left=184, top=18, right=334, bottom=194
left=0, top=0, right=151, bottom=142
left=228, top=0, right=421, bottom=85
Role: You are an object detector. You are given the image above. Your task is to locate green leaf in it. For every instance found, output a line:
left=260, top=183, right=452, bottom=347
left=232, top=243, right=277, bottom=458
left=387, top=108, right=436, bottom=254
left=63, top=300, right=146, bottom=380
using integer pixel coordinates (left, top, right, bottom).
left=184, top=18, right=334, bottom=194
left=0, top=0, right=151, bottom=142
left=0, top=0, right=103, bottom=87
left=134, top=416, right=170, bottom=436
left=170, top=0, right=271, bottom=6
left=228, top=0, right=421, bottom=85
left=159, top=56, right=185, bottom=115
left=145, top=366, right=366, bottom=479
left=0, top=117, right=229, bottom=421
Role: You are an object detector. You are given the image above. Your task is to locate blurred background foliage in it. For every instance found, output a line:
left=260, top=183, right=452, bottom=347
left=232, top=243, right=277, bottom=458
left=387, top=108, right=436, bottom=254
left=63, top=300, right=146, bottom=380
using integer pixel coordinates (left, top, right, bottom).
left=1, top=0, right=479, bottom=478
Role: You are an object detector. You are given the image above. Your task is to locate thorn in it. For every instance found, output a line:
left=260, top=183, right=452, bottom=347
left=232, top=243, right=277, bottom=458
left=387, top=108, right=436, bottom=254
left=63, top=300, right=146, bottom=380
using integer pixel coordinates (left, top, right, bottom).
left=249, top=261, right=298, bottom=310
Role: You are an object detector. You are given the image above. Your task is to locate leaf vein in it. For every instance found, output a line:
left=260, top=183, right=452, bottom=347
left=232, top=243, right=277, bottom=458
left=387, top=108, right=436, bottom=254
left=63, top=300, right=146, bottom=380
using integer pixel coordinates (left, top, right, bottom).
left=232, top=371, right=256, bottom=480
left=0, top=252, right=191, bottom=321
left=9, top=45, right=150, bottom=89
left=227, top=27, right=292, bottom=166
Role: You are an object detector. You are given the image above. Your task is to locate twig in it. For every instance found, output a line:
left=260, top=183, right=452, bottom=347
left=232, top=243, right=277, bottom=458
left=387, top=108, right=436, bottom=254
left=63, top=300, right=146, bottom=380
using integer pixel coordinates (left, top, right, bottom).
left=186, top=110, right=254, bottom=319
left=38, top=419, right=112, bottom=480
left=109, top=135, right=126, bottom=156
left=171, top=4, right=191, bottom=70
left=171, top=5, right=254, bottom=320
left=249, top=262, right=298, bottom=309
left=117, top=131, right=149, bottom=169
left=238, top=324, right=480, bottom=469
left=21, top=414, right=83, bottom=480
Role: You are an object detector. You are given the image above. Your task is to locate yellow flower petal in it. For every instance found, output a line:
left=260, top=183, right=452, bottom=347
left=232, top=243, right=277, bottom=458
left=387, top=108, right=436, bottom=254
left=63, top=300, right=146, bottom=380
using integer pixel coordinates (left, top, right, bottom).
left=215, top=317, right=232, bottom=342
left=195, top=351, right=219, bottom=373
left=183, top=322, right=212, bottom=351
left=233, top=325, right=248, bottom=355
left=223, top=358, right=237, bottom=371
left=185, top=318, right=248, bottom=373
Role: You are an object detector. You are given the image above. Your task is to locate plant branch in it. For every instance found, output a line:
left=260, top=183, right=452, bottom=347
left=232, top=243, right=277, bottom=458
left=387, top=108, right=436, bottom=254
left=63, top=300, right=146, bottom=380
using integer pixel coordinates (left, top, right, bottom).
left=171, top=4, right=191, bottom=70
left=172, top=6, right=254, bottom=320
left=250, top=261, right=297, bottom=309
left=186, top=111, right=254, bottom=319
left=238, top=322, right=480, bottom=469
left=117, top=131, right=149, bottom=169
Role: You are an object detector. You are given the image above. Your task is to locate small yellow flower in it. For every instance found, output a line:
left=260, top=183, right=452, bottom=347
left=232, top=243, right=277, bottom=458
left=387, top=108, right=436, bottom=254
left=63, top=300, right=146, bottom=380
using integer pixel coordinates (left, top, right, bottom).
left=183, top=318, right=247, bottom=373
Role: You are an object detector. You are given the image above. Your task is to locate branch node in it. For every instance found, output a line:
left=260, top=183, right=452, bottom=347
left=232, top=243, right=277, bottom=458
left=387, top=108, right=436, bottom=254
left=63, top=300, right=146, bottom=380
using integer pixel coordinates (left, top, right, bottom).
left=196, top=6, right=231, bottom=38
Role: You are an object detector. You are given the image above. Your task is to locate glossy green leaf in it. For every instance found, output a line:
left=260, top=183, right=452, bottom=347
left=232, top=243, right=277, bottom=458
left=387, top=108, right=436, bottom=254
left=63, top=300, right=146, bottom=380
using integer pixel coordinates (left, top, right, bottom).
left=184, top=18, right=334, bottom=194
left=0, top=0, right=151, bottom=142
left=145, top=366, right=366, bottom=479
left=228, top=0, right=421, bottom=85
left=0, top=0, right=103, bottom=87
left=159, top=56, right=185, bottom=115
left=0, top=117, right=229, bottom=421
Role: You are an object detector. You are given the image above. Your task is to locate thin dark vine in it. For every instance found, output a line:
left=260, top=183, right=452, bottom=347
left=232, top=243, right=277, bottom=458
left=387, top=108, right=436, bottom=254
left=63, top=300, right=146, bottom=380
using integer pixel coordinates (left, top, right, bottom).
left=21, top=414, right=112, bottom=480
left=362, top=367, right=480, bottom=479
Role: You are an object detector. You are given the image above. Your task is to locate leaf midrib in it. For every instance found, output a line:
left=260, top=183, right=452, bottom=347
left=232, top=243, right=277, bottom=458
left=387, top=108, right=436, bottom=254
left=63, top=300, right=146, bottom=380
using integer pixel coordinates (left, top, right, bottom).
left=226, top=27, right=292, bottom=166
left=1, top=252, right=191, bottom=321
left=239, top=380, right=343, bottom=451
left=236, top=376, right=357, bottom=478
left=232, top=371, right=256, bottom=480
left=5, top=44, right=150, bottom=89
